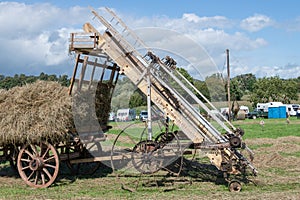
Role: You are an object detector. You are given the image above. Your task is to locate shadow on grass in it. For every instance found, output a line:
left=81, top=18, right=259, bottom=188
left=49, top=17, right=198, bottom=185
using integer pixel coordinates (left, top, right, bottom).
left=0, top=157, right=227, bottom=189
left=0, top=160, right=114, bottom=187
left=54, top=161, right=114, bottom=187
left=141, top=157, right=226, bottom=189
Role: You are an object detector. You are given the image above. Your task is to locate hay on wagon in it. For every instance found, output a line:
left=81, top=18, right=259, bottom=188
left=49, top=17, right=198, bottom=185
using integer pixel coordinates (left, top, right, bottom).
left=0, top=80, right=111, bottom=146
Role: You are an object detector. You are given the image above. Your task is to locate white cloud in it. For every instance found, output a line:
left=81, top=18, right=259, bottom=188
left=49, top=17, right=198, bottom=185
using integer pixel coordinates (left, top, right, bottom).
left=240, top=14, right=273, bottom=32
left=0, top=2, right=91, bottom=75
left=182, top=13, right=232, bottom=29
left=0, top=3, right=298, bottom=79
left=183, top=13, right=201, bottom=23
left=128, top=13, right=268, bottom=75
left=229, top=62, right=300, bottom=79
left=253, top=65, right=300, bottom=78
left=185, top=29, right=267, bottom=52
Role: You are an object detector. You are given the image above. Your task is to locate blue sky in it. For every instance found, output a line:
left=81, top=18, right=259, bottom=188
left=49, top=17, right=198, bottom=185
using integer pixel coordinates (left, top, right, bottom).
left=0, top=0, right=299, bottom=79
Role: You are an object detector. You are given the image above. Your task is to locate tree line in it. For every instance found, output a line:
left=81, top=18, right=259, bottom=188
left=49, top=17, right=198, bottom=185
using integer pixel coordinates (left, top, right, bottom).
left=0, top=73, right=70, bottom=89
left=138, top=69, right=299, bottom=108
left=0, top=71, right=299, bottom=109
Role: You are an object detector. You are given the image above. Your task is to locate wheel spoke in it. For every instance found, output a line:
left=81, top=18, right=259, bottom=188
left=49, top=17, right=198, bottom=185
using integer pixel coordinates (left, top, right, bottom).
left=27, top=171, right=35, bottom=181
left=41, top=172, right=46, bottom=185
left=44, top=155, right=55, bottom=163
left=41, top=146, right=51, bottom=159
left=30, top=144, right=38, bottom=156
left=21, top=165, right=30, bottom=171
left=20, top=158, right=31, bottom=163
left=133, top=159, right=144, bottom=169
left=44, top=163, right=57, bottom=169
left=43, top=168, right=53, bottom=180
left=24, top=150, right=35, bottom=159
left=34, top=171, right=40, bottom=185
left=139, top=162, right=147, bottom=172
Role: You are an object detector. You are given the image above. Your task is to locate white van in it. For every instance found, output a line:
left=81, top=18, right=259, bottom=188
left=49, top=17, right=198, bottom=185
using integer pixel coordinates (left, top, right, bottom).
left=285, top=104, right=297, bottom=116
left=116, top=108, right=136, bottom=122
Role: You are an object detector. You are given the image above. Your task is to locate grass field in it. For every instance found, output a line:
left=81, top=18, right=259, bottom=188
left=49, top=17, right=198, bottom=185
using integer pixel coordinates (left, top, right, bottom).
left=0, top=117, right=300, bottom=199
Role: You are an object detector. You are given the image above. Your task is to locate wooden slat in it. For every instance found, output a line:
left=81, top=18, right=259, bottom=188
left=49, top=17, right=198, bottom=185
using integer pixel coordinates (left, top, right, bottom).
left=71, top=44, right=95, bottom=49
left=71, top=38, right=97, bottom=42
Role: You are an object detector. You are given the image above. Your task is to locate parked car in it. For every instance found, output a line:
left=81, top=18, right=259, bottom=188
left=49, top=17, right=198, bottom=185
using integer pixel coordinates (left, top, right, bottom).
left=247, top=108, right=268, bottom=119
left=139, top=110, right=148, bottom=122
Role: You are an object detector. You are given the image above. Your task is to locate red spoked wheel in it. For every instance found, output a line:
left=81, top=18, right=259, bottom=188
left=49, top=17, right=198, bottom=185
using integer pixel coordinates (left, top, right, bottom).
left=17, top=142, right=59, bottom=188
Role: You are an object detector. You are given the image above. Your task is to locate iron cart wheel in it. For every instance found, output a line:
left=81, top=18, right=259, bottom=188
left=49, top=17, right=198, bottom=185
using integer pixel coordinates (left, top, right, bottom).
left=229, top=180, right=242, bottom=192
left=131, top=140, right=163, bottom=174
left=154, top=132, right=184, bottom=175
left=17, top=142, right=59, bottom=188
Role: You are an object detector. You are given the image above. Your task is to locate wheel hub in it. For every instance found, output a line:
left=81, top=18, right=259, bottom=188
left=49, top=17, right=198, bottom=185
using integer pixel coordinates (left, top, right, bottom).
left=29, top=157, right=44, bottom=171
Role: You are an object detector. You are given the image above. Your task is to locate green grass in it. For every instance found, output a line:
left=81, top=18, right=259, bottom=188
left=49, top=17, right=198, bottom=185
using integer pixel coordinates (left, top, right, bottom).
left=233, top=118, right=300, bottom=139
left=1, top=118, right=300, bottom=199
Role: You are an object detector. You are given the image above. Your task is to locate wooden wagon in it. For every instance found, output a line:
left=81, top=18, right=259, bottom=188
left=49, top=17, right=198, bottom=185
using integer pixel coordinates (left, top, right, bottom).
left=0, top=51, right=120, bottom=188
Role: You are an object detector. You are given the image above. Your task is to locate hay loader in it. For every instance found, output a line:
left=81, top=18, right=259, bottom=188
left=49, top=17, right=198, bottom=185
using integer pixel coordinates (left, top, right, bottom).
left=0, top=7, right=257, bottom=190
left=68, top=7, right=257, bottom=192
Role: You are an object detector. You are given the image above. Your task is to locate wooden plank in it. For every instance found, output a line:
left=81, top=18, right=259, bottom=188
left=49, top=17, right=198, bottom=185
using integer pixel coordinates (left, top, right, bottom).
left=68, top=54, right=80, bottom=95
left=72, top=32, right=98, bottom=36
left=71, top=44, right=96, bottom=49
left=78, top=56, right=88, bottom=91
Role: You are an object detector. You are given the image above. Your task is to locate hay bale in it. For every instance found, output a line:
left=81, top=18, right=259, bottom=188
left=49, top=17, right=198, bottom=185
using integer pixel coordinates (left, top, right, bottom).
left=0, top=80, right=74, bottom=146
left=237, top=110, right=246, bottom=120
left=0, top=80, right=112, bottom=146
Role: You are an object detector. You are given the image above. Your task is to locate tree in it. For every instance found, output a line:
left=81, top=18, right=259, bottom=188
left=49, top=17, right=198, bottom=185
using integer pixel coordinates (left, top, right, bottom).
left=229, top=79, right=244, bottom=101
left=129, top=91, right=146, bottom=108
left=250, top=76, right=298, bottom=106
left=281, top=79, right=298, bottom=104
left=205, top=73, right=226, bottom=101
left=0, top=73, right=69, bottom=90
left=232, top=73, right=256, bottom=93
left=58, top=75, right=70, bottom=86
left=177, top=67, right=194, bottom=84
left=194, top=79, right=210, bottom=101
left=111, top=76, right=136, bottom=110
